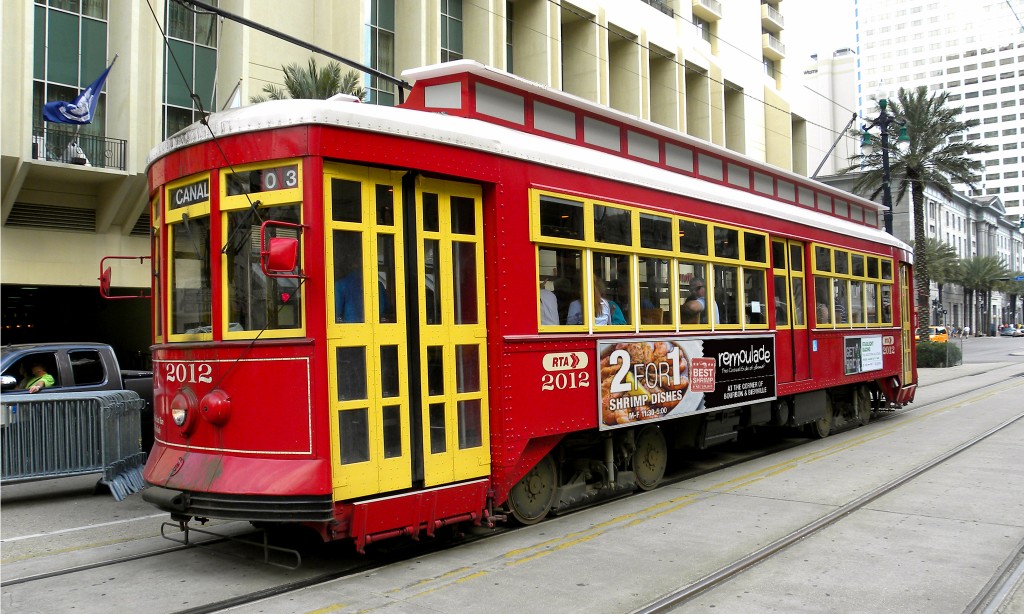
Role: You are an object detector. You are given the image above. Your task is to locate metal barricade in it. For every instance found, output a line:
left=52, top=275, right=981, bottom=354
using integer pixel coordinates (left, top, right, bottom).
left=0, top=390, right=147, bottom=500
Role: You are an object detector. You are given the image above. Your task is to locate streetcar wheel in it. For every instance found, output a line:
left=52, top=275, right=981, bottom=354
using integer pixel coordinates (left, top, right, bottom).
left=808, top=404, right=833, bottom=438
left=856, top=387, right=872, bottom=426
left=508, top=454, right=558, bottom=525
left=632, top=426, right=668, bottom=491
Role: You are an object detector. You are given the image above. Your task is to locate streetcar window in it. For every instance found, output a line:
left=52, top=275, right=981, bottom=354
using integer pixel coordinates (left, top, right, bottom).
left=678, top=219, right=708, bottom=255
left=881, top=286, right=893, bottom=322
left=791, top=277, right=806, bottom=326
left=375, top=184, right=395, bottom=225
left=714, top=264, right=739, bottom=324
left=774, top=275, right=789, bottom=326
left=427, top=346, right=445, bottom=395
left=594, top=204, right=631, bottom=246
left=336, top=347, right=367, bottom=400
left=594, top=252, right=632, bottom=325
left=227, top=204, right=302, bottom=333
left=851, top=254, right=865, bottom=277
left=834, top=250, right=849, bottom=275
left=867, top=257, right=879, bottom=278
left=679, top=261, right=709, bottom=326
left=377, top=235, right=397, bottom=323
left=881, top=260, right=893, bottom=280
left=850, top=281, right=865, bottom=324
left=380, top=345, right=400, bottom=397
left=713, top=227, right=739, bottom=260
left=815, top=277, right=833, bottom=325
left=538, top=246, right=582, bottom=327
left=334, top=230, right=365, bottom=324
left=423, top=192, right=440, bottom=232
left=452, top=241, right=479, bottom=325
left=833, top=279, right=849, bottom=324
left=171, top=215, right=212, bottom=335
left=743, top=232, right=767, bottom=263
left=339, top=409, right=370, bottom=464
left=429, top=403, right=447, bottom=453
left=789, top=243, right=804, bottom=272
left=458, top=399, right=483, bottom=449
left=865, top=283, right=879, bottom=324
left=744, top=268, right=767, bottom=325
left=639, top=213, right=672, bottom=251
left=639, top=256, right=671, bottom=325
left=814, top=246, right=831, bottom=272
left=423, top=239, right=442, bottom=325
left=451, top=196, right=476, bottom=235
left=456, top=345, right=481, bottom=393
left=539, top=196, right=584, bottom=240
left=331, top=178, right=362, bottom=223
left=382, top=405, right=402, bottom=459
left=771, top=240, right=786, bottom=269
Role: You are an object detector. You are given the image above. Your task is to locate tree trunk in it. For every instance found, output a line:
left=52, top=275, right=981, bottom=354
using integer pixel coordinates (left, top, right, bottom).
left=912, top=182, right=930, bottom=339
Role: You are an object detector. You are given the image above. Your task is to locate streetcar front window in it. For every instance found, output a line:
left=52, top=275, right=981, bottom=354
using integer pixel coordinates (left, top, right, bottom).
left=226, top=204, right=302, bottom=332
left=171, top=216, right=213, bottom=335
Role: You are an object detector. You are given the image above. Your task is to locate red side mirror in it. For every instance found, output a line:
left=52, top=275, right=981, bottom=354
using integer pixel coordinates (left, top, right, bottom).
left=98, top=256, right=152, bottom=300
left=259, top=220, right=305, bottom=278
left=266, top=237, right=299, bottom=273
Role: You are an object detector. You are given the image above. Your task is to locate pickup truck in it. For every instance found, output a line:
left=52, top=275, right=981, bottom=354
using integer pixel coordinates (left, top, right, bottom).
left=0, top=343, right=154, bottom=451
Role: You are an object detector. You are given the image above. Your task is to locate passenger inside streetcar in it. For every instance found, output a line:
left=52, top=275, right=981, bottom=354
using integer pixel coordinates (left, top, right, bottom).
left=567, top=276, right=625, bottom=326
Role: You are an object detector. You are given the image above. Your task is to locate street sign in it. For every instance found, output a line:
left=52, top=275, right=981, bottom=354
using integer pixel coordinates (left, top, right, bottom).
left=1015, top=275, right=1024, bottom=282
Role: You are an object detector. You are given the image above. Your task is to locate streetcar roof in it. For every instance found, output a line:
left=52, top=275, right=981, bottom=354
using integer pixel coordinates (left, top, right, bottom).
left=148, top=74, right=909, bottom=253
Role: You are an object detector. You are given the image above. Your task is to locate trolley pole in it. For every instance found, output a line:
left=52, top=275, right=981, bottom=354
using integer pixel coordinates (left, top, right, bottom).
left=861, top=98, right=907, bottom=236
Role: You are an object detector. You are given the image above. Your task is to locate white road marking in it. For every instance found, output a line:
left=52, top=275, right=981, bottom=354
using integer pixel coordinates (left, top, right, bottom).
left=1, top=514, right=167, bottom=543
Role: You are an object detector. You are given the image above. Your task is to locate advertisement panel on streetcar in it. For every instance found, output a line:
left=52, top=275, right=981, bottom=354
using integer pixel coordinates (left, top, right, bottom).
left=598, top=335, right=777, bottom=429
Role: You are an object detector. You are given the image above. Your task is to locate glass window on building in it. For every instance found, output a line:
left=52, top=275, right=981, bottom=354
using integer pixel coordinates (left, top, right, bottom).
left=33, top=0, right=109, bottom=142
left=441, top=0, right=463, bottom=63
left=163, top=0, right=218, bottom=138
left=368, top=0, right=396, bottom=106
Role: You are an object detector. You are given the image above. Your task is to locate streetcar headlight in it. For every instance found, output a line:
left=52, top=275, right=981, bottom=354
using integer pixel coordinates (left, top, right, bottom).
left=169, top=388, right=199, bottom=435
left=171, top=407, right=187, bottom=426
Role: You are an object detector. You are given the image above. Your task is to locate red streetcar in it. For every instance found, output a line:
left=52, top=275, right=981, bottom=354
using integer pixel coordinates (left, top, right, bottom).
left=141, top=61, right=917, bottom=551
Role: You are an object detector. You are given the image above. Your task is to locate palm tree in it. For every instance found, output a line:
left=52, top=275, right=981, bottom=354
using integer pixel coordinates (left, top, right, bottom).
left=919, top=237, right=960, bottom=324
left=1006, top=274, right=1024, bottom=327
left=957, top=256, right=1009, bottom=336
left=842, top=86, right=989, bottom=340
left=250, top=58, right=367, bottom=103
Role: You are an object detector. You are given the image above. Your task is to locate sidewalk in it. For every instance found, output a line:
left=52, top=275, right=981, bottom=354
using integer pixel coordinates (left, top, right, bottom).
left=917, top=360, right=1020, bottom=387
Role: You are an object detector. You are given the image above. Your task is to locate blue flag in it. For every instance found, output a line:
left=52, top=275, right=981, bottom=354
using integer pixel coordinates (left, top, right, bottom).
left=43, top=56, right=117, bottom=125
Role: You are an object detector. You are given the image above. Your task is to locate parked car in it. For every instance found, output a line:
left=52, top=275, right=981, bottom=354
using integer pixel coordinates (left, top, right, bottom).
left=1, top=343, right=154, bottom=451
left=915, top=325, right=949, bottom=342
left=998, top=325, right=1023, bottom=337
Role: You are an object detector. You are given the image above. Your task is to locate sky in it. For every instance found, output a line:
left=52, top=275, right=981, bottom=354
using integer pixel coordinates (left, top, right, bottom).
left=784, top=0, right=857, bottom=65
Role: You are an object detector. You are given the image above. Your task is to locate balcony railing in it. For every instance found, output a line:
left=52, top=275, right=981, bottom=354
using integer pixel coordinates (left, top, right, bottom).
left=641, top=0, right=674, bottom=17
left=761, top=3, right=784, bottom=31
left=31, top=125, right=126, bottom=171
left=692, top=0, right=723, bottom=21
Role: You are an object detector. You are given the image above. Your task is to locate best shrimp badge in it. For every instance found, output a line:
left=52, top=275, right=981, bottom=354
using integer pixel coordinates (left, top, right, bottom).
left=597, top=336, right=777, bottom=430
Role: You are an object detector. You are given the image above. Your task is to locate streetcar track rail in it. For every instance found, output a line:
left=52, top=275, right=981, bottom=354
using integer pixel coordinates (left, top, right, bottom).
left=631, top=409, right=1024, bottom=614
left=0, top=537, right=228, bottom=588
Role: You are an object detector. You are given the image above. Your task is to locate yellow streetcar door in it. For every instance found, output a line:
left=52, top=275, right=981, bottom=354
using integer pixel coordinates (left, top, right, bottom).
left=415, top=178, right=491, bottom=487
left=325, top=164, right=411, bottom=501
left=900, top=263, right=914, bottom=384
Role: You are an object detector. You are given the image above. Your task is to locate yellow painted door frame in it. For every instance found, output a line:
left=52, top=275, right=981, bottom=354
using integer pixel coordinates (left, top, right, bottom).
left=324, top=163, right=411, bottom=501
left=415, top=177, right=491, bottom=487
left=900, top=263, right=913, bottom=384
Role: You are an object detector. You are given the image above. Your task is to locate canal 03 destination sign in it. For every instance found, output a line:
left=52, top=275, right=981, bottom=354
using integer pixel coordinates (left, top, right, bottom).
left=597, top=335, right=776, bottom=430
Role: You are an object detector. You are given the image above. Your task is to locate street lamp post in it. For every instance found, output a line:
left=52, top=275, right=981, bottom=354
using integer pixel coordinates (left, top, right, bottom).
left=861, top=98, right=908, bottom=236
